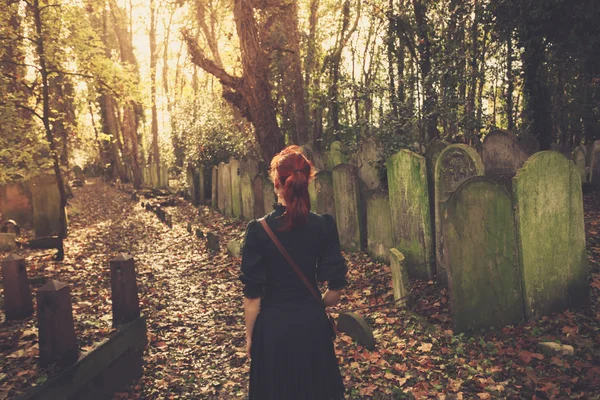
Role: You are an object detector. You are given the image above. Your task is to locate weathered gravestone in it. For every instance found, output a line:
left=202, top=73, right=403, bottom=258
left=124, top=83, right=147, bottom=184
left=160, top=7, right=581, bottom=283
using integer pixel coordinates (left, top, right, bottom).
left=482, top=130, right=530, bottom=179
left=30, top=174, right=61, bottom=238
left=241, top=173, right=255, bottom=220
left=301, top=144, right=325, bottom=170
left=434, top=144, right=484, bottom=286
left=386, top=149, right=433, bottom=280
left=332, top=164, right=364, bottom=252
left=590, top=141, right=600, bottom=185
left=337, top=312, right=375, bottom=350
left=261, top=175, right=276, bottom=214
left=0, top=233, right=17, bottom=251
left=37, top=280, right=79, bottom=367
left=308, top=171, right=336, bottom=219
left=0, top=181, right=32, bottom=227
left=241, top=157, right=259, bottom=178
left=159, top=165, right=169, bottom=189
left=227, top=240, right=242, bottom=258
left=110, top=254, right=140, bottom=326
left=211, top=166, right=218, bottom=208
left=150, top=165, right=159, bottom=188
left=230, top=158, right=243, bottom=218
left=424, top=139, right=448, bottom=259
left=513, top=151, right=588, bottom=319
left=2, top=254, right=34, bottom=320
left=186, top=164, right=200, bottom=206
left=442, top=177, right=524, bottom=332
left=355, top=139, right=381, bottom=190
left=571, top=146, right=587, bottom=184
left=252, top=175, right=266, bottom=219
left=207, top=232, right=220, bottom=251
left=328, top=141, right=348, bottom=169
left=365, top=190, right=393, bottom=263
left=197, top=166, right=205, bottom=205
left=389, top=248, right=410, bottom=307
left=73, top=165, right=85, bottom=182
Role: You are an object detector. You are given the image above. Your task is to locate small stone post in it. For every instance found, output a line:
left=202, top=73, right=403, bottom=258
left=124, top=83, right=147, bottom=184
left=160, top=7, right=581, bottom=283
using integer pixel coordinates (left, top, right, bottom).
left=110, top=254, right=140, bottom=326
left=389, top=249, right=410, bottom=307
left=37, top=280, right=79, bottom=367
left=1, top=254, right=34, bottom=320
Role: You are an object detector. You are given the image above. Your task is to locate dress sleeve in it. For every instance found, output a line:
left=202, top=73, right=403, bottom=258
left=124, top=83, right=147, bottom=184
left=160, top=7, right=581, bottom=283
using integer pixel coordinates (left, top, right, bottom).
left=316, top=214, right=348, bottom=290
left=239, top=220, right=266, bottom=298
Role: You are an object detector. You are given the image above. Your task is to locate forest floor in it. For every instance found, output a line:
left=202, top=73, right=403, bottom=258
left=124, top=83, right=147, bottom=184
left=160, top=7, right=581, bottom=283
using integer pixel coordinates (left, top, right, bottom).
left=1, top=178, right=599, bottom=399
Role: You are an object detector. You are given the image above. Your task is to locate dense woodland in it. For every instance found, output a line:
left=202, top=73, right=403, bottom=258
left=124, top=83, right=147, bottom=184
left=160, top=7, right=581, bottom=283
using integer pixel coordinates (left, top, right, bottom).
left=1, top=0, right=599, bottom=183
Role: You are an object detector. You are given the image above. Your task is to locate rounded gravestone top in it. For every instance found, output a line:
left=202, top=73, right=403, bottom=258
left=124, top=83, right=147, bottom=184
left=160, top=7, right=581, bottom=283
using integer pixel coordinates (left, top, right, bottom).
left=2, top=253, right=24, bottom=262
left=38, top=279, right=69, bottom=292
left=111, top=253, right=134, bottom=262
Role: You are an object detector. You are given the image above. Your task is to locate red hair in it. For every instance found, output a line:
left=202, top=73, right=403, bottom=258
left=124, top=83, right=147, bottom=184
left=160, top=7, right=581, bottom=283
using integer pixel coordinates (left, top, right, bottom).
left=269, top=145, right=316, bottom=231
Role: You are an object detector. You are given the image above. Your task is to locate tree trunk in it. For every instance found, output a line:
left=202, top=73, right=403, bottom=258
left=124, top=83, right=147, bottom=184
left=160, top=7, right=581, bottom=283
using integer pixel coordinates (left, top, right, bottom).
left=506, top=33, right=514, bottom=131
left=149, top=0, right=160, bottom=168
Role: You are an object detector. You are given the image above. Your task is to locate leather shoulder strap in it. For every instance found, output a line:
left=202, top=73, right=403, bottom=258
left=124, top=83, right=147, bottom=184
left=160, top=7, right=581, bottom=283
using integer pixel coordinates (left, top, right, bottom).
left=258, top=218, right=324, bottom=305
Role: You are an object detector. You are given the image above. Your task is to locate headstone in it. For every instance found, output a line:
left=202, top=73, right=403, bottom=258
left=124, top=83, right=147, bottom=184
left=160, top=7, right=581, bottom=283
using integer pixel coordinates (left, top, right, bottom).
left=227, top=240, right=242, bottom=258
left=0, top=181, right=32, bottom=227
left=73, top=165, right=85, bottom=182
left=241, top=157, right=259, bottom=178
left=211, top=165, right=218, bottom=208
left=37, top=280, right=79, bottom=367
left=0, top=233, right=17, bottom=251
left=337, top=312, right=375, bottom=350
left=328, top=141, right=348, bottom=169
left=308, top=171, right=335, bottom=219
left=261, top=175, right=276, bottom=215
left=355, top=138, right=381, bottom=190
left=110, top=254, right=140, bottom=326
left=424, top=139, right=448, bottom=258
left=207, top=232, right=220, bottom=251
left=386, top=149, right=433, bottom=280
left=482, top=129, right=529, bottom=179
left=365, top=190, right=393, bottom=263
left=301, top=144, right=325, bottom=170
left=513, top=151, right=588, bottom=319
left=150, top=165, right=159, bottom=188
left=1, top=254, right=34, bottom=320
left=30, top=174, right=61, bottom=238
left=590, top=141, right=600, bottom=185
left=229, top=158, right=243, bottom=218
left=186, top=164, right=200, bottom=206
left=434, top=144, right=484, bottom=285
left=223, top=163, right=233, bottom=216
left=241, top=173, right=255, bottom=220
left=538, top=342, right=574, bottom=357
left=332, top=164, right=364, bottom=252
left=195, top=228, right=204, bottom=239
left=571, top=146, right=587, bottom=184
left=159, top=165, right=169, bottom=189
left=252, top=174, right=266, bottom=219
left=217, top=163, right=227, bottom=214
left=389, top=249, right=410, bottom=307
left=187, top=222, right=193, bottom=233
left=442, top=177, right=524, bottom=332
left=0, top=220, right=20, bottom=236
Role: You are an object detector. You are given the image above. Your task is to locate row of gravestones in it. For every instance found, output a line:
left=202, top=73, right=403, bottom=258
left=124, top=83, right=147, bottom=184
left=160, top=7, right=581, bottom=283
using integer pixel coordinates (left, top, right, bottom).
left=571, top=141, right=600, bottom=185
left=141, top=164, right=169, bottom=190
left=308, top=132, right=589, bottom=333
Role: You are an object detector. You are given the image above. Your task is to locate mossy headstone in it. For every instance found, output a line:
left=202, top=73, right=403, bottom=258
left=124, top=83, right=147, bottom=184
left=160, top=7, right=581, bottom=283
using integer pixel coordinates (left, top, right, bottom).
left=211, top=166, right=218, bottom=208
left=513, top=151, right=588, bottom=319
left=434, top=144, right=484, bottom=285
left=332, top=164, right=364, bottom=252
left=0, top=181, right=32, bottom=227
left=571, top=146, right=587, bottom=184
left=328, top=141, right=348, bottom=169
left=590, top=140, right=600, bottom=185
left=301, top=144, right=325, bottom=170
left=241, top=173, right=255, bottom=220
left=386, top=149, right=433, bottom=280
left=356, top=139, right=381, bottom=190
left=442, top=177, right=524, bottom=332
left=365, top=190, right=393, bottom=262
left=30, top=174, right=61, bottom=238
left=308, top=171, right=335, bottom=219
left=229, top=158, right=243, bottom=218
left=424, top=139, right=448, bottom=260
left=186, top=164, right=200, bottom=206
left=482, top=129, right=529, bottom=178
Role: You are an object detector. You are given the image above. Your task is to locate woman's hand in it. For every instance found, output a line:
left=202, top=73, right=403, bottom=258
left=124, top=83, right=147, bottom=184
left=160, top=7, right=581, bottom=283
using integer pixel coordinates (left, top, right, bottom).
left=246, top=338, right=252, bottom=359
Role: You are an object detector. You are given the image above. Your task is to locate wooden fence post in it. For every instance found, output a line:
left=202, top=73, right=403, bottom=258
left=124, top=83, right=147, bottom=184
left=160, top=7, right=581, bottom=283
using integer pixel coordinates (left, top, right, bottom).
left=110, top=253, right=140, bottom=326
left=37, top=280, right=79, bottom=367
left=1, top=254, right=33, bottom=320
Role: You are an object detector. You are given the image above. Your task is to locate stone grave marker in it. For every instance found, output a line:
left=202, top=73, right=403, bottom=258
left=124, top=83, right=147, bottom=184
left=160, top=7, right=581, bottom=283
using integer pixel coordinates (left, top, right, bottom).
left=590, top=140, right=600, bottom=185
left=261, top=175, right=276, bottom=214
left=37, top=280, right=79, bottom=367
left=30, top=174, right=61, bottom=238
left=365, top=190, right=393, bottom=262
left=332, top=164, right=364, bottom=252
left=241, top=173, right=255, bottom=220
left=424, top=139, right=448, bottom=257
left=301, top=144, right=325, bottom=170
left=482, top=129, right=529, bottom=179
left=227, top=240, right=242, bottom=258
left=571, top=145, right=587, bottom=184
left=0, top=181, right=32, bottom=227
left=211, top=166, right=218, bottom=208
left=356, top=138, right=381, bottom=190
left=241, top=157, right=259, bottom=178
left=252, top=174, right=266, bottom=219
left=389, top=249, right=410, bottom=307
left=207, top=232, right=220, bottom=251
left=308, top=171, right=335, bottom=219
left=230, top=158, right=243, bottom=218
left=2, top=254, right=34, bottom=320
left=110, top=254, right=140, bottom=326
left=442, top=177, right=524, bottom=332
left=434, top=144, right=484, bottom=285
left=513, top=151, right=588, bottom=319
left=328, top=141, right=348, bottom=169
left=186, top=164, right=200, bottom=206
left=337, top=312, right=375, bottom=350
left=386, top=149, right=433, bottom=280
left=0, top=233, right=17, bottom=251
left=217, top=163, right=227, bottom=214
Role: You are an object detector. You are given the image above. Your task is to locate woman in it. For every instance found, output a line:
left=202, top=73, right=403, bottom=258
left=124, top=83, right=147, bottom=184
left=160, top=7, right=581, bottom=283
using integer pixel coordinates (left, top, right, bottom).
left=240, top=145, right=347, bottom=400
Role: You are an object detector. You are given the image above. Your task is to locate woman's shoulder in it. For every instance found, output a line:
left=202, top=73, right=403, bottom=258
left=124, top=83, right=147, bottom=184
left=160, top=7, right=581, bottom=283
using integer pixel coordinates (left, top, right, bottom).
left=308, top=212, right=336, bottom=230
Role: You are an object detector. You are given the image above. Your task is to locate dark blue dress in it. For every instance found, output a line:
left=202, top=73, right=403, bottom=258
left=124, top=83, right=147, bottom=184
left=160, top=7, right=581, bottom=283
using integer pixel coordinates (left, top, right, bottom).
left=240, top=205, right=347, bottom=400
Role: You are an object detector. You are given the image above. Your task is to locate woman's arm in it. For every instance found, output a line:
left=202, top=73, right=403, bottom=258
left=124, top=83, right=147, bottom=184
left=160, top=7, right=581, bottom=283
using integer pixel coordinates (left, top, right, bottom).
left=243, top=297, right=261, bottom=358
left=323, top=289, right=343, bottom=307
